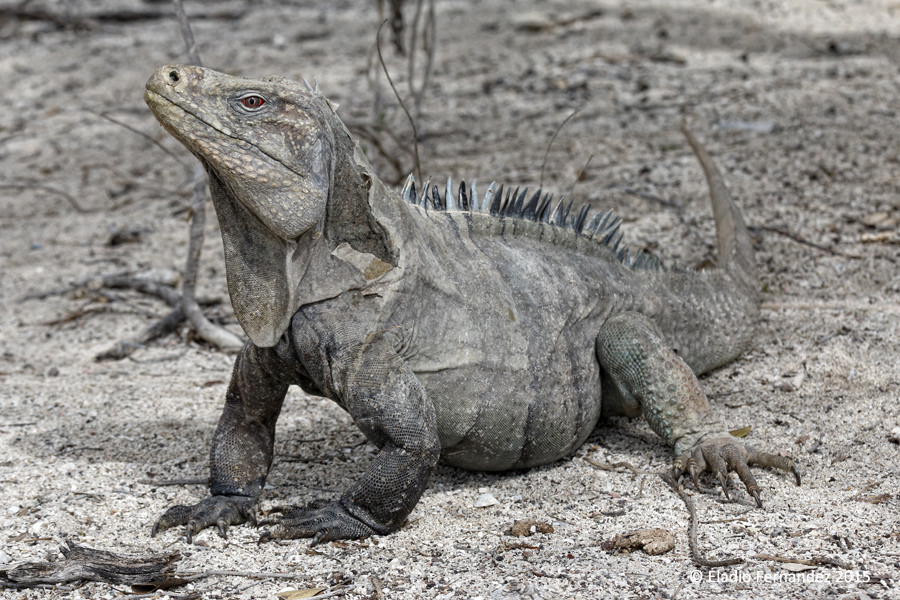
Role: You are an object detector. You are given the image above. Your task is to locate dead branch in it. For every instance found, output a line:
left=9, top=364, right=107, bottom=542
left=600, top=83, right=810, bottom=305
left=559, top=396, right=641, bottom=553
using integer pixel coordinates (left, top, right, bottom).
left=376, top=19, right=422, bottom=183
left=94, top=305, right=185, bottom=361
left=173, top=0, right=202, bottom=66
left=407, top=0, right=436, bottom=119
left=539, top=110, right=579, bottom=188
left=42, top=303, right=154, bottom=327
left=169, top=0, right=244, bottom=353
left=0, top=540, right=180, bottom=587
left=138, top=477, right=208, bottom=486
left=658, top=471, right=743, bottom=567
left=347, top=121, right=409, bottom=182
left=758, top=225, right=864, bottom=259
left=20, top=269, right=231, bottom=359
left=90, top=111, right=185, bottom=163
left=0, top=182, right=98, bottom=213
left=753, top=553, right=854, bottom=570
left=103, top=275, right=182, bottom=306
left=584, top=457, right=650, bottom=475
left=363, top=2, right=436, bottom=182
left=377, top=0, right=406, bottom=54
left=34, top=0, right=245, bottom=357
left=617, top=186, right=685, bottom=210
left=565, top=153, right=594, bottom=200
left=22, top=272, right=180, bottom=305
left=175, top=570, right=307, bottom=582
left=0, top=6, right=245, bottom=31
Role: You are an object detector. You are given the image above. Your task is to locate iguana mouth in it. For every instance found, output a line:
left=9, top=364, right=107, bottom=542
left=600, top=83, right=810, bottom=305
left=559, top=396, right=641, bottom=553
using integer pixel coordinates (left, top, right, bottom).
left=144, top=87, right=299, bottom=181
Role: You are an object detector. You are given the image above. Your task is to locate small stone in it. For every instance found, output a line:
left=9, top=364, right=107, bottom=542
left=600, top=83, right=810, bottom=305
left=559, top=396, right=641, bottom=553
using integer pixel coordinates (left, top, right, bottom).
left=859, top=211, right=895, bottom=229
left=888, top=427, right=900, bottom=444
left=473, top=493, right=498, bottom=508
left=513, top=12, right=555, bottom=32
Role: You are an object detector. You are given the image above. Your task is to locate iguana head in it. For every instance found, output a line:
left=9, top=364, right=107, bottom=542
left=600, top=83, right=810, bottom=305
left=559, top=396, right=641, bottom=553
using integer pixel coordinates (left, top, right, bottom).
left=145, top=65, right=335, bottom=239
left=145, top=65, right=341, bottom=346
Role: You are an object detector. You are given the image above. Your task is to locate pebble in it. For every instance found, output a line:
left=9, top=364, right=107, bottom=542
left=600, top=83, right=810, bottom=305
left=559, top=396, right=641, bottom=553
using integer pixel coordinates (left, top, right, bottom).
left=473, top=493, right=498, bottom=508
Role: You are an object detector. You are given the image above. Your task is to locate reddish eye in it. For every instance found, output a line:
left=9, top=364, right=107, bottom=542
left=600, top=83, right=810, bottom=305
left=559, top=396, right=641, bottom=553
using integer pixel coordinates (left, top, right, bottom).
left=239, top=95, right=266, bottom=109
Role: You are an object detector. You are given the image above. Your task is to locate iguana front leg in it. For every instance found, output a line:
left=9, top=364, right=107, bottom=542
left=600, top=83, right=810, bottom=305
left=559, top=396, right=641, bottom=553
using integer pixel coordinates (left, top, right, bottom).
left=152, top=343, right=290, bottom=541
left=258, top=301, right=441, bottom=544
left=597, top=312, right=800, bottom=506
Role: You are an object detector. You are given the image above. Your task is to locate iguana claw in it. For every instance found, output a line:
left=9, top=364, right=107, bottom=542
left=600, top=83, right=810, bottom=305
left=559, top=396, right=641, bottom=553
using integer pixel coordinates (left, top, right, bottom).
left=716, top=472, right=730, bottom=500
left=151, top=495, right=256, bottom=543
left=750, top=488, right=762, bottom=508
left=673, top=436, right=800, bottom=507
left=688, top=460, right=700, bottom=491
left=258, top=501, right=377, bottom=544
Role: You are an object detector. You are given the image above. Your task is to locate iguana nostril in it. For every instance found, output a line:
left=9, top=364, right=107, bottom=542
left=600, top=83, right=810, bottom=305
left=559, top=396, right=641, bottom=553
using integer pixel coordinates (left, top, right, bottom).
left=168, top=69, right=180, bottom=84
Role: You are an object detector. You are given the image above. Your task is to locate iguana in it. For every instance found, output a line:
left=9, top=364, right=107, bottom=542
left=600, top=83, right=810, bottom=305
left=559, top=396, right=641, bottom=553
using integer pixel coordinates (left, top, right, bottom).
left=144, top=64, right=800, bottom=544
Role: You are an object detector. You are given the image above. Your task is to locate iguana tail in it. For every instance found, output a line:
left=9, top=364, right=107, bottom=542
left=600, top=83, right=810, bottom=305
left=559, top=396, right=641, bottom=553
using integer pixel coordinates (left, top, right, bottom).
left=681, top=123, right=758, bottom=293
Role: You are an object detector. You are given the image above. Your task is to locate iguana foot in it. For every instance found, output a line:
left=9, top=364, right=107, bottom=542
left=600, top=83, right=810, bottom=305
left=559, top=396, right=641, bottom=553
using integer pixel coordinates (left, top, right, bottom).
left=151, top=495, right=257, bottom=543
left=258, top=501, right=377, bottom=545
left=673, top=436, right=801, bottom=507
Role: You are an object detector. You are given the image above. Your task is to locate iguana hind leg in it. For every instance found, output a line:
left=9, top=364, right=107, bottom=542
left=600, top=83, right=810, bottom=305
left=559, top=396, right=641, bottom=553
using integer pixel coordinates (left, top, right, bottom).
left=597, top=311, right=800, bottom=505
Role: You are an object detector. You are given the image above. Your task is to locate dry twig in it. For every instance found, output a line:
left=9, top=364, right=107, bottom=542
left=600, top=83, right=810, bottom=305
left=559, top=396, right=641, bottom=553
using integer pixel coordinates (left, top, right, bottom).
left=0, top=5, right=244, bottom=30
left=584, top=457, right=650, bottom=475
left=406, top=0, right=436, bottom=119
left=658, top=471, right=743, bottom=567
left=539, top=110, right=579, bottom=188
left=0, top=182, right=97, bottom=213
left=0, top=540, right=179, bottom=587
left=753, top=553, right=854, bottom=569
left=131, top=0, right=244, bottom=352
left=375, top=19, right=422, bottom=183
left=758, top=225, right=863, bottom=259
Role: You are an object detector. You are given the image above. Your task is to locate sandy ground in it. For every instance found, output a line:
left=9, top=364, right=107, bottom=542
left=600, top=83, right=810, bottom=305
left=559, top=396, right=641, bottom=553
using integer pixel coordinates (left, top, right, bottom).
left=1, top=1, right=899, bottom=598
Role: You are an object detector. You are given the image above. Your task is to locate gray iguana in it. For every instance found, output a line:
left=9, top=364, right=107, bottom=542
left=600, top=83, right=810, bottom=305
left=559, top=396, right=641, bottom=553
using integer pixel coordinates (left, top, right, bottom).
left=144, top=65, right=799, bottom=544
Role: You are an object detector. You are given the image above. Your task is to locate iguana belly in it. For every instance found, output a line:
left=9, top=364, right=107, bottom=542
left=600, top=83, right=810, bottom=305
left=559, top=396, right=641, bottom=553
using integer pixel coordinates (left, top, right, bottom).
left=417, top=343, right=604, bottom=471
left=382, top=210, right=635, bottom=470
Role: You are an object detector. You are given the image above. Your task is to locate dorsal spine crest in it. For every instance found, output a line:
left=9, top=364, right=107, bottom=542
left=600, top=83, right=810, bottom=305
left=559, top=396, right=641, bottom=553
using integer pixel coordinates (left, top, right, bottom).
left=399, top=175, right=663, bottom=271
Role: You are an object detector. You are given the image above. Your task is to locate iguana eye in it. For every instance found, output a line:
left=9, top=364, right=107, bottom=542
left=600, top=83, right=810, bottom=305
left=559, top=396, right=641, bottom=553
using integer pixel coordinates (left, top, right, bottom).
left=239, top=95, right=266, bottom=110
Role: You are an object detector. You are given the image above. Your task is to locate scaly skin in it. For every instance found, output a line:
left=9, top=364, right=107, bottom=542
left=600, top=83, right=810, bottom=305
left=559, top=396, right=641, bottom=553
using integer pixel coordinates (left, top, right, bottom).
left=145, top=65, right=799, bottom=544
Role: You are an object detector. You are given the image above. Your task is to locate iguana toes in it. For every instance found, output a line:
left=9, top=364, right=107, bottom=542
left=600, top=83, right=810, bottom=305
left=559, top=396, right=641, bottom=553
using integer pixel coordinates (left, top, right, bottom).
left=144, top=65, right=799, bottom=544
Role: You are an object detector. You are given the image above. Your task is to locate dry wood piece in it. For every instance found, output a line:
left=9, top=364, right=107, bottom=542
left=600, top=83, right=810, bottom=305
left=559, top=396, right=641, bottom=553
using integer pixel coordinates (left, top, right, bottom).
left=0, top=540, right=180, bottom=587
left=509, top=518, right=554, bottom=537
left=608, top=528, right=675, bottom=555
left=584, top=456, right=650, bottom=474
